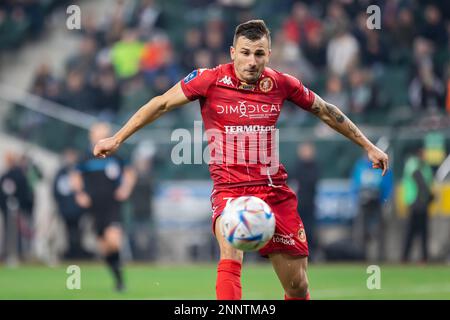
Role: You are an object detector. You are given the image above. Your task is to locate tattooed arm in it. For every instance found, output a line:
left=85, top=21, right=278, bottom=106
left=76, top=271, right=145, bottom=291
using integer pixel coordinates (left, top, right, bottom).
left=310, top=94, right=389, bottom=175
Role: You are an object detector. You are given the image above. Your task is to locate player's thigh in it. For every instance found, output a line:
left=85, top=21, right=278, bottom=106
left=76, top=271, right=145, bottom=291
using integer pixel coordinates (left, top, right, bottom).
left=269, top=253, right=308, bottom=291
left=215, top=216, right=243, bottom=262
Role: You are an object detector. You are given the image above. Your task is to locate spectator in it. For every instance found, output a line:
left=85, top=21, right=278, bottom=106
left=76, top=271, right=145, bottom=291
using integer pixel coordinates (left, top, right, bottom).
left=270, top=31, right=316, bottom=84
left=17, top=63, right=59, bottom=139
left=140, top=32, right=172, bottom=73
left=409, top=62, right=445, bottom=111
left=134, top=0, right=165, bottom=38
left=0, top=151, right=34, bottom=264
left=205, top=28, right=227, bottom=65
left=323, top=1, right=349, bottom=40
left=402, top=147, right=434, bottom=263
left=193, top=48, right=214, bottom=69
left=59, top=69, right=94, bottom=113
left=412, top=37, right=434, bottom=69
left=181, top=27, right=203, bottom=71
left=80, top=12, right=106, bottom=47
left=282, top=2, right=321, bottom=46
left=66, top=36, right=98, bottom=77
left=302, top=23, right=326, bottom=70
left=141, top=32, right=181, bottom=93
left=129, top=140, right=157, bottom=261
left=30, top=63, right=54, bottom=95
left=326, top=21, right=359, bottom=77
left=323, top=74, right=350, bottom=113
left=18, top=154, right=43, bottom=193
left=351, top=152, right=394, bottom=262
left=0, top=5, right=28, bottom=49
left=53, top=148, right=90, bottom=260
left=348, top=68, right=376, bottom=114
left=420, top=5, right=447, bottom=49
left=360, top=30, right=388, bottom=70
left=292, top=142, right=321, bottom=261
left=110, top=29, right=144, bottom=80
left=390, top=8, right=416, bottom=52
left=44, top=79, right=62, bottom=104
left=93, top=68, right=121, bottom=121
left=12, top=0, right=44, bottom=38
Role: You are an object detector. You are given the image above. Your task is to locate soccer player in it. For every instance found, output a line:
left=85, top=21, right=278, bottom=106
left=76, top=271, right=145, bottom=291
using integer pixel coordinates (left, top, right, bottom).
left=72, top=122, right=137, bottom=292
left=93, top=20, right=388, bottom=300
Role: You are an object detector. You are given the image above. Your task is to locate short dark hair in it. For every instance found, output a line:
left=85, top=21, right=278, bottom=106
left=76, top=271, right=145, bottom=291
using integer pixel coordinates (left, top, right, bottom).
left=233, top=19, right=271, bottom=47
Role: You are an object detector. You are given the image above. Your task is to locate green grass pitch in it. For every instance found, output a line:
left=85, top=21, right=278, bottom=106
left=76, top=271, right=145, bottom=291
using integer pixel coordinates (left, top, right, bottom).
left=0, top=263, right=449, bottom=299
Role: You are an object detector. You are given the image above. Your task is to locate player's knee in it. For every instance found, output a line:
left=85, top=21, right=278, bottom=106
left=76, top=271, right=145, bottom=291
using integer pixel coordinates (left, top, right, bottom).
left=285, top=273, right=309, bottom=298
left=104, top=227, right=122, bottom=251
left=220, top=245, right=244, bottom=262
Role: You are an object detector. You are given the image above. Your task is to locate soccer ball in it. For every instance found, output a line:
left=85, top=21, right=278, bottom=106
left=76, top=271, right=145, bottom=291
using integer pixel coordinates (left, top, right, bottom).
left=220, top=196, right=276, bottom=251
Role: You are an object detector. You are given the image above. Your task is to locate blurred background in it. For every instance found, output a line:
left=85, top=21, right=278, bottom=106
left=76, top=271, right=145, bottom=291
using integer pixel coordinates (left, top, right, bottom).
left=0, top=0, right=449, bottom=274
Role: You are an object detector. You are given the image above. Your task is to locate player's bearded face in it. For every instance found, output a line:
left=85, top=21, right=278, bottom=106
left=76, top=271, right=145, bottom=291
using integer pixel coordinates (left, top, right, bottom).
left=231, top=36, right=270, bottom=84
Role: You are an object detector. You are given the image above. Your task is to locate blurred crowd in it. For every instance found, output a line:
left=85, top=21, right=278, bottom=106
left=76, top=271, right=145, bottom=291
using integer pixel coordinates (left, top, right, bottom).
left=7, top=0, right=448, bottom=138
left=0, top=151, right=42, bottom=264
left=0, top=0, right=67, bottom=49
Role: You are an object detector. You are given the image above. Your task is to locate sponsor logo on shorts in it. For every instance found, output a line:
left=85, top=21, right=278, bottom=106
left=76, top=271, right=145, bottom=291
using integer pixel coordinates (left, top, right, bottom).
left=272, top=233, right=295, bottom=246
left=298, top=227, right=306, bottom=243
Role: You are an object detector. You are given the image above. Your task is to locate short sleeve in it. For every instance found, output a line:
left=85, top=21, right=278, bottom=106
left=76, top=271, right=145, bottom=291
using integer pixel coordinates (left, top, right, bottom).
left=180, top=68, right=216, bottom=101
left=283, top=73, right=315, bottom=110
left=74, top=161, right=85, bottom=173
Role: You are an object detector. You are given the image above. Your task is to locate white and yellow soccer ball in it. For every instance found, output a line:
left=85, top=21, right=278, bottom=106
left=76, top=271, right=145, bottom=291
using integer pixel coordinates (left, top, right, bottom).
left=220, top=196, right=276, bottom=251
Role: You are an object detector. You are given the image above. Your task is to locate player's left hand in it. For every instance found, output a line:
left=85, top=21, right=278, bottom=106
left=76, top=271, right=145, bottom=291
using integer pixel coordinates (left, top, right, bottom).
left=115, top=185, right=132, bottom=201
left=367, top=145, right=389, bottom=176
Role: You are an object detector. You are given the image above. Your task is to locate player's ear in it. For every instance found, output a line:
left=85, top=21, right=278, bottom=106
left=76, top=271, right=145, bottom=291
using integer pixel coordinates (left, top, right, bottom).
left=230, top=46, right=235, bottom=61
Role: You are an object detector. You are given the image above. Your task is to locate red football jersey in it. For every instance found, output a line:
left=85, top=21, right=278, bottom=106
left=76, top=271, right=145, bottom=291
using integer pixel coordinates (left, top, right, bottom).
left=180, top=63, right=315, bottom=189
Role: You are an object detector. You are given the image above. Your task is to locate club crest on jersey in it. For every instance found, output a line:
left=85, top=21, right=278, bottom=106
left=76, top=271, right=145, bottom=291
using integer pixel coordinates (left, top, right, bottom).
left=259, top=77, right=273, bottom=93
left=184, top=70, right=198, bottom=84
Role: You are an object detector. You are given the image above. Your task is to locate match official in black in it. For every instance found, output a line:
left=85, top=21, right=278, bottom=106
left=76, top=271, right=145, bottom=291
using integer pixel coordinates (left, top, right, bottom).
left=72, top=122, right=136, bottom=292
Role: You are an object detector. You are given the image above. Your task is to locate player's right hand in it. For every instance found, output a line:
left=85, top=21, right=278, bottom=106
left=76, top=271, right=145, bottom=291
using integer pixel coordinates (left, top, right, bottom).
left=75, top=191, right=92, bottom=208
left=367, top=145, right=389, bottom=176
left=93, top=136, right=120, bottom=158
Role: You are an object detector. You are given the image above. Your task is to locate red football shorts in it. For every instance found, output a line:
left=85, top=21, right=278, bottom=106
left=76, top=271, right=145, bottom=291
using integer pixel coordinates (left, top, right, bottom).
left=211, top=184, right=309, bottom=257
